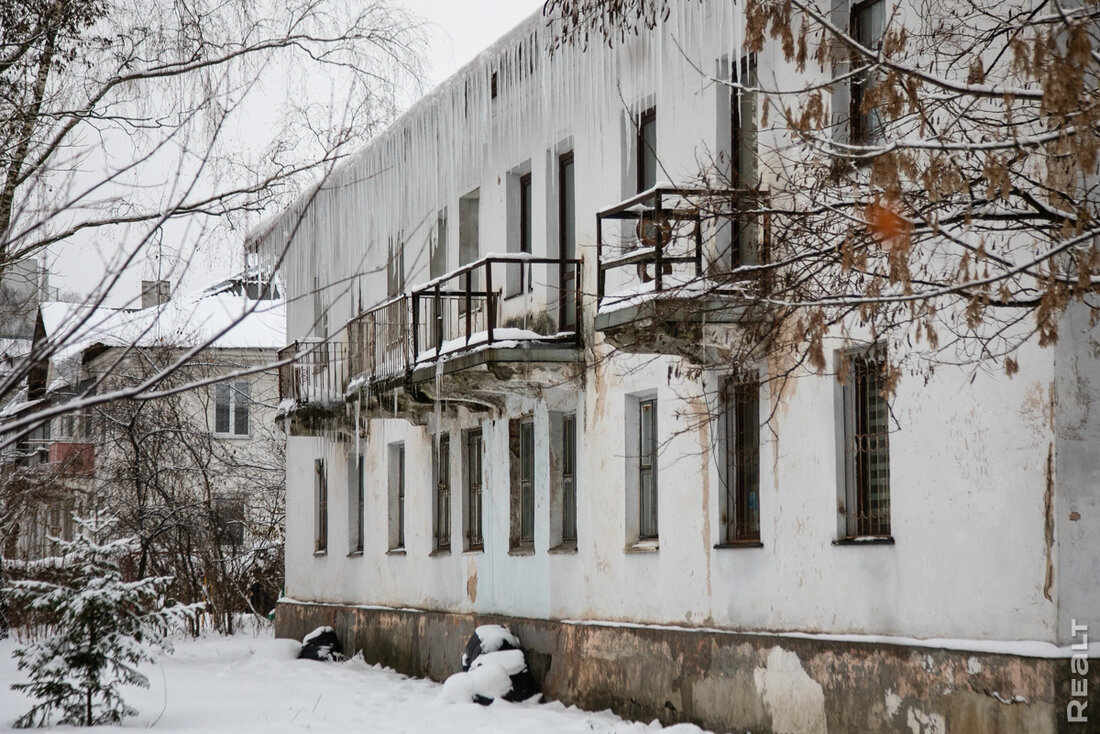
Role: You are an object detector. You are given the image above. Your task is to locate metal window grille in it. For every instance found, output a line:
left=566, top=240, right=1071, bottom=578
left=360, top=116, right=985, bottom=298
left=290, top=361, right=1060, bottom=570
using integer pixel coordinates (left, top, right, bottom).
left=466, top=429, right=484, bottom=550
left=396, top=444, right=406, bottom=549
left=844, top=350, right=891, bottom=537
left=315, top=458, right=327, bottom=552
left=638, top=398, right=658, bottom=539
left=351, top=454, right=364, bottom=553
left=561, top=414, right=577, bottom=543
left=520, top=420, right=535, bottom=544
left=724, top=376, right=761, bottom=542
left=435, top=435, right=451, bottom=550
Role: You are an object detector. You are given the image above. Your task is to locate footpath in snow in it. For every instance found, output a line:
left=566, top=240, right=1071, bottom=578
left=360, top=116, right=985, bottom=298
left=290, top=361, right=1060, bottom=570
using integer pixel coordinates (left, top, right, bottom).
left=0, top=629, right=710, bottom=734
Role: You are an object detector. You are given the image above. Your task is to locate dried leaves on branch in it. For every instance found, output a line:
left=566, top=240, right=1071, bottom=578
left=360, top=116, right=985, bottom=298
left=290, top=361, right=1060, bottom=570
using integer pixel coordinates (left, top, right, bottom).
left=546, top=0, right=1100, bottom=377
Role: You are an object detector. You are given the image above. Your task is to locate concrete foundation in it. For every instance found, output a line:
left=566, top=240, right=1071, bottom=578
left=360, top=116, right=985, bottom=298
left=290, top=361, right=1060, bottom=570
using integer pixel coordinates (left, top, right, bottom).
left=276, top=599, right=1097, bottom=734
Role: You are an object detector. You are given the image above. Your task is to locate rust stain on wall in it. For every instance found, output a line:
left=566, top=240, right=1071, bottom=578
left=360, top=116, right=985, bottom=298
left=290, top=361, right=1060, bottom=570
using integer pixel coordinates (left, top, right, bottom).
left=466, top=559, right=478, bottom=603
left=1043, top=443, right=1054, bottom=602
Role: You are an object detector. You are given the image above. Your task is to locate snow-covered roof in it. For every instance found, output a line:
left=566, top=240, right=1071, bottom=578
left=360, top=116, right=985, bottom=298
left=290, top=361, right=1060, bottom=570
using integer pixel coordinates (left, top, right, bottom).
left=54, top=295, right=285, bottom=360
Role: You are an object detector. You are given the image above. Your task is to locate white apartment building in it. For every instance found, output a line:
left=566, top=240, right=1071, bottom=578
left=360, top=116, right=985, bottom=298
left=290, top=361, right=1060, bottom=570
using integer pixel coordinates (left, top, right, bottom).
left=262, top=2, right=1099, bottom=731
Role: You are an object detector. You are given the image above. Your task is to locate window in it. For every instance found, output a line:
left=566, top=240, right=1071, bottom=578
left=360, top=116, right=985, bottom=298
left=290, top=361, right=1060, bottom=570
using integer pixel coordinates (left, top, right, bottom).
left=459, top=190, right=480, bottom=267
left=465, top=428, right=484, bottom=551
left=214, top=496, right=245, bottom=547
left=731, top=56, right=761, bottom=268
left=386, top=236, right=405, bottom=297
left=214, top=381, right=250, bottom=436
left=722, top=375, right=761, bottom=543
left=312, top=275, right=328, bottom=338
left=850, top=0, right=886, bottom=143
left=638, top=398, right=658, bottom=539
left=841, top=348, right=891, bottom=537
left=349, top=453, right=364, bottom=554
left=507, top=169, right=533, bottom=297
left=509, top=418, right=535, bottom=550
left=560, top=413, right=577, bottom=543
left=558, top=150, right=577, bottom=330
left=314, top=458, right=328, bottom=553
left=388, top=442, right=405, bottom=551
left=434, top=434, right=451, bottom=552
left=431, top=209, right=448, bottom=279
left=636, top=106, right=657, bottom=193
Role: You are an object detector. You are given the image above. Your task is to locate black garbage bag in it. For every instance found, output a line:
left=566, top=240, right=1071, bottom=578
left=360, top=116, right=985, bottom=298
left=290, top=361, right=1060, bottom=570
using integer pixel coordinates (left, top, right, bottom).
left=458, top=624, right=540, bottom=704
left=298, top=626, right=344, bottom=661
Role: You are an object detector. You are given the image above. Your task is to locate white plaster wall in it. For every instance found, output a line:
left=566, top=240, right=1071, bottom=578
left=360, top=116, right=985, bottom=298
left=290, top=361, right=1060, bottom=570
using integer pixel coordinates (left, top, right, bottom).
left=277, top=0, right=1081, bottom=644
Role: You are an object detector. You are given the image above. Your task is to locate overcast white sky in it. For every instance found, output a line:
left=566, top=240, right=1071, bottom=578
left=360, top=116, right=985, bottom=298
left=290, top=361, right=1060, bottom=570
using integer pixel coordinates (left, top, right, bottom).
left=406, top=0, right=545, bottom=86
left=43, top=0, right=546, bottom=306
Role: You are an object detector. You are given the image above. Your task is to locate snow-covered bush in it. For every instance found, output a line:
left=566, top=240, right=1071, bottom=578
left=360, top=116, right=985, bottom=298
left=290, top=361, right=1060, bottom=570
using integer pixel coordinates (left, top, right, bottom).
left=5, top=515, right=200, bottom=728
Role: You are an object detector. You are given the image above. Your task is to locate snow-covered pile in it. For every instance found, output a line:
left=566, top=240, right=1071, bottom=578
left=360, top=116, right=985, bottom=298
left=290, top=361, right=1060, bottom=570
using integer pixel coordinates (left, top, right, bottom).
left=297, top=626, right=344, bottom=661
left=440, top=624, right=539, bottom=705
left=2, top=630, right=711, bottom=733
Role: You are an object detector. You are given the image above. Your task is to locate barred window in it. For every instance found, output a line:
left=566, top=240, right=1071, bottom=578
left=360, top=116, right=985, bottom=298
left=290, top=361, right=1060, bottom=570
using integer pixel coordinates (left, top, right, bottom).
left=434, top=434, right=451, bottom=551
left=388, top=442, right=405, bottom=551
left=561, top=413, right=577, bottom=544
left=638, top=398, right=658, bottom=540
left=723, top=375, right=760, bottom=543
left=842, top=349, right=891, bottom=537
left=314, top=458, right=327, bottom=553
left=349, top=454, right=364, bottom=554
left=465, top=429, right=484, bottom=551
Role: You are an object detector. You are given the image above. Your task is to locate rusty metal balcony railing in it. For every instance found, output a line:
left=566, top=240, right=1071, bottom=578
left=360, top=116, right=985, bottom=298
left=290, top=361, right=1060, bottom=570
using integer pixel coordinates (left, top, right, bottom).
left=596, top=186, right=769, bottom=306
left=277, top=339, right=347, bottom=405
left=347, top=255, right=582, bottom=387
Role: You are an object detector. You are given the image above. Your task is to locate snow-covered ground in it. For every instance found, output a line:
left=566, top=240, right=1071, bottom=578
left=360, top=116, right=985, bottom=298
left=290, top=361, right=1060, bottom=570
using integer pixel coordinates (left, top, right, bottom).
left=0, top=628, right=710, bottom=733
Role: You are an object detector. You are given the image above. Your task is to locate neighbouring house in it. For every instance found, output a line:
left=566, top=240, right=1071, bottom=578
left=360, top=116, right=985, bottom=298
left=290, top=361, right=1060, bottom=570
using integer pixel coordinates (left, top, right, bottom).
left=258, top=2, right=1099, bottom=731
left=0, top=272, right=286, bottom=624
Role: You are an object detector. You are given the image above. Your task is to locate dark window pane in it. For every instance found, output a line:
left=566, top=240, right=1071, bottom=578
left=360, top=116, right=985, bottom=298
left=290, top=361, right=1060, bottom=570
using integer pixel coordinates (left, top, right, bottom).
left=215, top=383, right=230, bottom=433
left=637, top=107, right=657, bottom=193
left=562, top=413, right=577, bottom=543
left=233, top=382, right=250, bottom=435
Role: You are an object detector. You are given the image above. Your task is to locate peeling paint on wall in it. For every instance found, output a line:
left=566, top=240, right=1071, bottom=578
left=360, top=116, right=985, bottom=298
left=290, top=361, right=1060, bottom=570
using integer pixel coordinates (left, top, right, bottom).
left=753, top=646, right=827, bottom=734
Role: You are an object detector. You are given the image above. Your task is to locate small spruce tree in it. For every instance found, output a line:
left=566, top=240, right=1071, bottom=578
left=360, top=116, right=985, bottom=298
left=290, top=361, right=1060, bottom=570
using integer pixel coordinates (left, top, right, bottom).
left=6, top=515, right=199, bottom=728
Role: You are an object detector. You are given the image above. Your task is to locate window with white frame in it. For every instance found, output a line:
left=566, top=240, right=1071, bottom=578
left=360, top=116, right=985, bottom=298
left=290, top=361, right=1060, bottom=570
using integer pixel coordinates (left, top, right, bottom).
left=214, top=381, right=250, bottom=436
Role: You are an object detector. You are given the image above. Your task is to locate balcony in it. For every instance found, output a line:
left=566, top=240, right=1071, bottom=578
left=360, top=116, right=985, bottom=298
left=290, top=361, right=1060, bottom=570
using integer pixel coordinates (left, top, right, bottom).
left=47, top=441, right=95, bottom=477
left=593, top=186, right=769, bottom=360
left=278, top=338, right=348, bottom=409
left=347, top=255, right=583, bottom=418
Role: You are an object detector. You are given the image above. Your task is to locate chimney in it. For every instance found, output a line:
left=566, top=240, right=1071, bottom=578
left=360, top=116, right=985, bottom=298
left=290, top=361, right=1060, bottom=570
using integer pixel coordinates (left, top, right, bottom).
left=141, top=280, right=171, bottom=309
